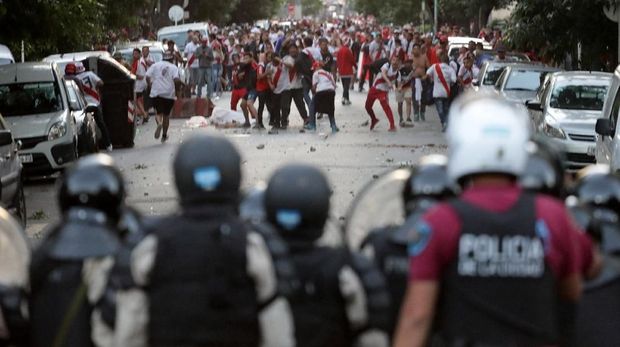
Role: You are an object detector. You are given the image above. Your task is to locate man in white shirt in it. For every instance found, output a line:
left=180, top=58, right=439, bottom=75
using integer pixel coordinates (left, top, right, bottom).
left=280, top=44, right=308, bottom=130
left=425, top=53, right=457, bottom=132
left=146, top=53, right=182, bottom=143
left=369, top=34, right=385, bottom=63
left=184, top=34, right=200, bottom=95
left=267, top=54, right=288, bottom=133
left=364, top=56, right=401, bottom=132
left=75, top=62, right=113, bottom=151
left=458, top=53, right=480, bottom=92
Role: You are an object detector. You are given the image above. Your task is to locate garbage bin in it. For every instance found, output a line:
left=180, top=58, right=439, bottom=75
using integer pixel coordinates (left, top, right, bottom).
left=84, top=56, right=136, bottom=148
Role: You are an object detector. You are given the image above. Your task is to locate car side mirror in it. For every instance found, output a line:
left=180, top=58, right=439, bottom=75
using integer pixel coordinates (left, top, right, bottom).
left=69, top=101, right=81, bottom=112
left=526, top=100, right=542, bottom=111
left=596, top=118, right=616, bottom=137
left=472, top=80, right=480, bottom=87
left=84, top=104, right=99, bottom=114
left=0, top=130, right=14, bottom=147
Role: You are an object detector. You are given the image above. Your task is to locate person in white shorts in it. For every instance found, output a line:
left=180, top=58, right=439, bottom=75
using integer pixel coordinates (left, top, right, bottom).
left=395, top=58, right=415, bottom=127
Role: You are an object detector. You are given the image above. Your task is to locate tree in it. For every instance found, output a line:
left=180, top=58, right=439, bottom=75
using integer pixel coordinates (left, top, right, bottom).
left=354, top=0, right=422, bottom=25
left=0, top=0, right=149, bottom=59
left=229, top=0, right=283, bottom=24
left=438, top=0, right=511, bottom=31
left=507, top=0, right=617, bottom=69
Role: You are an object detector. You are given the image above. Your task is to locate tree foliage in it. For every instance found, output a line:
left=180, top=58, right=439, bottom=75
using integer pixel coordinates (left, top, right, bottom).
left=507, top=0, right=617, bottom=69
left=354, top=0, right=422, bottom=25
left=0, top=0, right=149, bottom=59
left=438, top=0, right=511, bottom=29
left=229, top=0, right=283, bottom=24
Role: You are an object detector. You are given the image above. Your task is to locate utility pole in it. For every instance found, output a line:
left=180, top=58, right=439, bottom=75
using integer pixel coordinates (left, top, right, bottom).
left=433, top=0, right=438, bottom=34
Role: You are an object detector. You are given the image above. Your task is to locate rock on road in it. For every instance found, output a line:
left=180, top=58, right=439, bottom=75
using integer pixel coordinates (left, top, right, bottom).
left=24, top=89, right=447, bottom=240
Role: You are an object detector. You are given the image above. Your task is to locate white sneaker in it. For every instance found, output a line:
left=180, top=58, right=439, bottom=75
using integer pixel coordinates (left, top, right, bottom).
left=106, top=145, right=113, bottom=152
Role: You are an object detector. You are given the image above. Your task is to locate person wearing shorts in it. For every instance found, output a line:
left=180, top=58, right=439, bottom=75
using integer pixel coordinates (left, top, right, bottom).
left=396, top=58, right=415, bottom=127
left=146, top=53, right=181, bottom=143
left=240, top=54, right=258, bottom=128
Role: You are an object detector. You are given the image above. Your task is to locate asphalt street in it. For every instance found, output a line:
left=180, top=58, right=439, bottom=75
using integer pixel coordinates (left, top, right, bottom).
left=23, top=89, right=447, bottom=241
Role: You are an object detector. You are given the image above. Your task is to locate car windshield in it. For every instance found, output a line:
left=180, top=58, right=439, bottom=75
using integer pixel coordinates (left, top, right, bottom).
left=0, top=82, right=63, bottom=117
left=483, top=66, right=506, bottom=85
left=505, top=70, right=545, bottom=91
left=550, top=81, right=609, bottom=111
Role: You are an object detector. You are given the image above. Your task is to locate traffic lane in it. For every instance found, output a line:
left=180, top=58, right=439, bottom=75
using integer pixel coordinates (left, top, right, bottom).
left=24, top=91, right=447, bottom=238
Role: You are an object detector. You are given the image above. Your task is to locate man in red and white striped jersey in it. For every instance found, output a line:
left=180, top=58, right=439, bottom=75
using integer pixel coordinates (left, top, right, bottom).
left=365, top=55, right=401, bottom=132
left=75, top=62, right=113, bottom=151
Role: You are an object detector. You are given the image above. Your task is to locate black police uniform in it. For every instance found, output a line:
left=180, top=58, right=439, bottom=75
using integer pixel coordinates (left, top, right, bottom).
left=360, top=162, right=454, bottom=336
left=265, top=164, right=391, bottom=347
left=29, top=155, right=123, bottom=347
left=148, top=207, right=260, bottom=347
left=436, top=194, right=559, bottom=346
left=572, top=171, right=620, bottom=346
left=120, top=135, right=294, bottom=347
left=0, top=208, right=29, bottom=347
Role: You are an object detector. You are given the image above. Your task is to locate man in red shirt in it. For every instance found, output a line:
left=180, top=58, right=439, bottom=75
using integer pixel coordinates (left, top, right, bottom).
left=336, top=42, right=356, bottom=105
left=423, top=36, right=439, bottom=66
left=394, top=94, right=600, bottom=347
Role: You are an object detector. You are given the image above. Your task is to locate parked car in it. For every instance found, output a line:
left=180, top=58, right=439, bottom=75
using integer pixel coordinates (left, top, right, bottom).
left=449, top=48, right=529, bottom=66
left=473, top=60, right=515, bottom=93
left=45, top=52, right=137, bottom=148
left=0, top=44, right=15, bottom=65
left=0, top=112, right=25, bottom=226
left=157, top=22, right=209, bottom=52
left=114, top=41, right=165, bottom=64
left=64, top=79, right=99, bottom=155
left=526, top=71, right=612, bottom=171
left=0, top=62, right=85, bottom=175
left=494, top=64, right=561, bottom=108
left=595, top=65, right=620, bottom=172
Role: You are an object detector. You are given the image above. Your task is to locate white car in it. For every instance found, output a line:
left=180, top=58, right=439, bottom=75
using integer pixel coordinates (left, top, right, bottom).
left=0, top=62, right=81, bottom=175
left=115, top=41, right=165, bottom=64
left=0, top=45, right=15, bottom=65
left=526, top=71, right=612, bottom=171
left=157, top=22, right=209, bottom=52
left=595, top=65, right=620, bottom=172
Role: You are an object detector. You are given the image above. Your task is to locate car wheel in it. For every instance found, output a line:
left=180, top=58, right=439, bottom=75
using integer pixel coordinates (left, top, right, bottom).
left=12, top=181, right=26, bottom=228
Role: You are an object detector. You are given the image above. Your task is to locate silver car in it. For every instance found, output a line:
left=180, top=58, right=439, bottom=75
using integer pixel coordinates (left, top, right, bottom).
left=527, top=71, right=612, bottom=170
left=494, top=64, right=561, bottom=108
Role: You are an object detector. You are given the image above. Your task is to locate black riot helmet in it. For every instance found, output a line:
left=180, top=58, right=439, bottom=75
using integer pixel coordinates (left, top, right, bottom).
left=59, top=154, right=125, bottom=222
left=173, top=135, right=242, bottom=206
left=402, top=155, right=455, bottom=215
left=519, top=137, right=566, bottom=198
left=573, top=165, right=620, bottom=212
left=573, top=166, right=620, bottom=254
left=265, top=164, right=331, bottom=243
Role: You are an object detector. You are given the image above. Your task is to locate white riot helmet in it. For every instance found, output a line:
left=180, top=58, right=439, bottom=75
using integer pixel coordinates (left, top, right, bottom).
left=446, top=94, right=530, bottom=184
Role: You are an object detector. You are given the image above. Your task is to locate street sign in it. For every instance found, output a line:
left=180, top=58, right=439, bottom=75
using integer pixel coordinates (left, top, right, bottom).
left=168, top=5, right=184, bottom=25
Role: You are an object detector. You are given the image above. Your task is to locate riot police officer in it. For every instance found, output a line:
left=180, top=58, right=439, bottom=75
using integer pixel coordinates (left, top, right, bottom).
left=264, top=163, right=391, bottom=347
left=360, top=155, right=455, bottom=336
left=572, top=166, right=620, bottom=346
left=393, top=94, right=599, bottom=347
left=0, top=207, right=29, bottom=347
left=29, top=154, right=124, bottom=347
left=519, top=137, right=566, bottom=199
left=118, top=135, right=294, bottom=347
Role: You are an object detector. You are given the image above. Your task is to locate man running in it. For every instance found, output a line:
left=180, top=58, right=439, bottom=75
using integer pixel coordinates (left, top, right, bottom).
left=146, top=52, right=182, bottom=143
